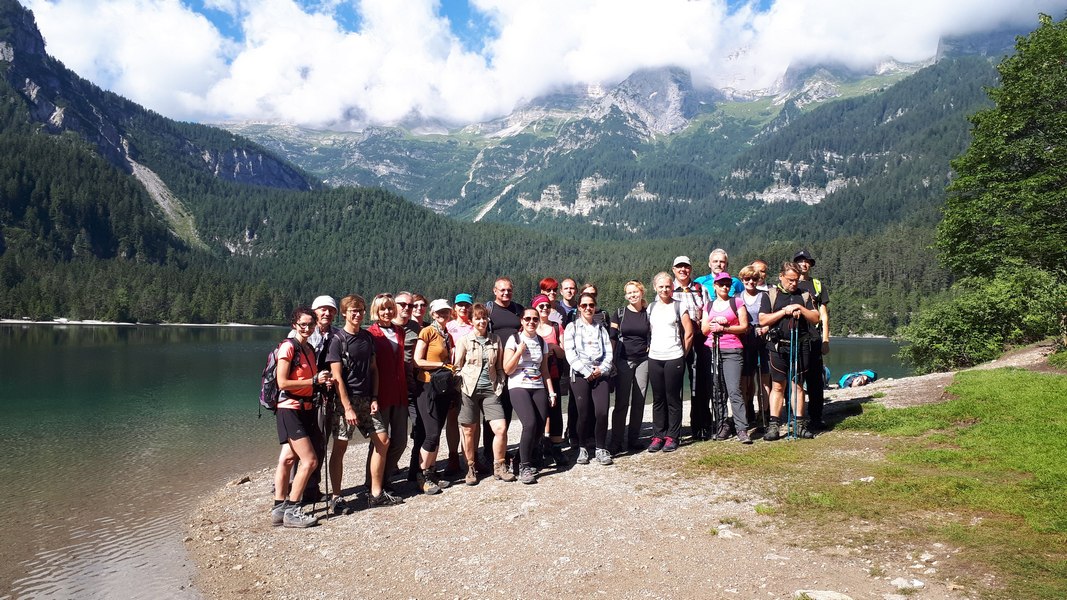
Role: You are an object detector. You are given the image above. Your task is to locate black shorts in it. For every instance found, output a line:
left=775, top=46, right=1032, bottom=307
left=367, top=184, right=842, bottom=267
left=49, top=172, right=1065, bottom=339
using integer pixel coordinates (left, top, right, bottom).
left=276, top=407, right=318, bottom=444
left=769, top=344, right=810, bottom=384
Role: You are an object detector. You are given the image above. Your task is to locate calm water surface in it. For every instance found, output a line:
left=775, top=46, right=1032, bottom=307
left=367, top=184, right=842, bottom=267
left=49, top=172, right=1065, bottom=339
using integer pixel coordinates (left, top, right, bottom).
left=0, top=325, right=282, bottom=599
left=0, top=325, right=910, bottom=598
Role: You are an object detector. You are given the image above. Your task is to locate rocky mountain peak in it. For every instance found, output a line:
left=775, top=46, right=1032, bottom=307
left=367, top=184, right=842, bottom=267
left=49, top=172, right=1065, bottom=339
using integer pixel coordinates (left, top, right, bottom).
left=593, top=66, right=718, bottom=135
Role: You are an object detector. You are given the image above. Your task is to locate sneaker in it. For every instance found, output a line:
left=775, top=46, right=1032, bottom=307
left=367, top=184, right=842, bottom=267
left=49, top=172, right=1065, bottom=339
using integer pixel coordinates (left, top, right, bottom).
left=282, top=503, right=319, bottom=528
left=328, top=496, right=352, bottom=516
left=518, top=464, right=537, bottom=484
left=737, top=429, right=753, bottom=445
left=465, top=464, right=478, bottom=486
left=271, top=501, right=288, bottom=527
left=417, top=469, right=441, bottom=495
left=662, top=437, right=678, bottom=453
left=367, top=490, right=404, bottom=508
left=713, top=421, right=735, bottom=441
left=493, top=460, right=516, bottom=482
left=647, top=437, right=665, bottom=453
left=595, top=448, right=613, bottom=466
left=576, top=447, right=591, bottom=465
left=764, top=421, right=782, bottom=441
left=429, top=469, right=452, bottom=490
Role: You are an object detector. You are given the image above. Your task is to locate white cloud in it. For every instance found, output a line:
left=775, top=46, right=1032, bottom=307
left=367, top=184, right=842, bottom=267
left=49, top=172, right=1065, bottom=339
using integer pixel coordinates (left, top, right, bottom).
left=24, top=0, right=1067, bottom=128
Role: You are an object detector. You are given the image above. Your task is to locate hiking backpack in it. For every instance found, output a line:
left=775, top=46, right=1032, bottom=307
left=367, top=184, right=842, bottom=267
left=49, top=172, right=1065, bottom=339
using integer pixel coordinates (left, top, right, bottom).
left=259, top=338, right=301, bottom=417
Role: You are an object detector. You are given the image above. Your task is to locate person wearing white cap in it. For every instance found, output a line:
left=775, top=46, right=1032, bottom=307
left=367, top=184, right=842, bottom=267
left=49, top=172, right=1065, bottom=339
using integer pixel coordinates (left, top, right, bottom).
left=670, top=256, right=713, bottom=442
left=412, top=299, right=460, bottom=494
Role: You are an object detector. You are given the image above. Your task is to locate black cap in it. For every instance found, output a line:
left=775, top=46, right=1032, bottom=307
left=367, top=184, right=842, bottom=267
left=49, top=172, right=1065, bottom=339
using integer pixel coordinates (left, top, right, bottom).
left=794, top=249, right=815, bottom=265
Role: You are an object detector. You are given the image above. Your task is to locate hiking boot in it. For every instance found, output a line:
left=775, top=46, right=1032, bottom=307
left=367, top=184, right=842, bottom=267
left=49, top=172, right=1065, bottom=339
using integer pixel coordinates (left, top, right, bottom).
left=493, top=460, right=516, bottom=482
left=595, top=448, right=613, bottom=466
left=796, top=419, right=815, bottom=439
left=465, top=464, right=478, bottom=486
left=576, top=447, right=591, bottom=465
left=764, top=421, right=782, bottom=441
left=737, top=429, right=753, bottom=445
left=328, top=496, right=352, bottom=516
left=271, top=501, right=288, bottom=527
left=663, top=437, right=678, bottom=452
left=648, top=437, right=665, bottom=453
left=713, top=421, right=735, bottom=441
left=417, top=469, right=441, bottom=495
left=429, top=469, right=451, bottom=490
left=367, top=490, right=404, bottom=508
left=282, top=503, right=319, bottom=528
left=518, top=464, right=537, bottom=484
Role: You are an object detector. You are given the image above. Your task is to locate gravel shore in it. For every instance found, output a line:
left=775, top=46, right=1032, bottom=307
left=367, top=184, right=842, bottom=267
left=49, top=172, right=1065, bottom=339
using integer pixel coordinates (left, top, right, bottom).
left=187, top=344, right=1055, bottom=599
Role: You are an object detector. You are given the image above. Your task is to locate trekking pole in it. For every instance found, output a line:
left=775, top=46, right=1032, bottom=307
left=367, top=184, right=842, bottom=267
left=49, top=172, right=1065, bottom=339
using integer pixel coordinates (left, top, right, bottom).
left=711, top=333, right=722, bottom=434
left=787, top=318, right=800, bottom=440
left=756, top=352, right=768, bottom=430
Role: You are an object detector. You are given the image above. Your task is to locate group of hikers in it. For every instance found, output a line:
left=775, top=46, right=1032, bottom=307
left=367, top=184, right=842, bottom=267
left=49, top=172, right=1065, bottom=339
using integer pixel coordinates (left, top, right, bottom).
left=269, top=248, right=831, bottom=529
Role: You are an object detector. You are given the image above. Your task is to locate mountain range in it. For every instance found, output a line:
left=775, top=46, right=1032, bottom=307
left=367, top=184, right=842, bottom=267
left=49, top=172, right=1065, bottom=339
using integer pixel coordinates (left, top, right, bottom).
left=0, top=0, right=1026, bottom=334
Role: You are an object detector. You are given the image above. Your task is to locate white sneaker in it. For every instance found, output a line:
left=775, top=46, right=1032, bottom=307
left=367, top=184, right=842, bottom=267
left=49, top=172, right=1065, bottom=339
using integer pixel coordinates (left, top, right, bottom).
left=595, top=448, right=613, bottom=466
left=283, top=503, right=319, bottom=528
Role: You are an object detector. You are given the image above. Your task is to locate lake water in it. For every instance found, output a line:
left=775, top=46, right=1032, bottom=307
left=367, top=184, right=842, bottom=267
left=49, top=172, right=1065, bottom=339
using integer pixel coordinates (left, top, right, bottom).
left=0, top=324, right=910, bottom=598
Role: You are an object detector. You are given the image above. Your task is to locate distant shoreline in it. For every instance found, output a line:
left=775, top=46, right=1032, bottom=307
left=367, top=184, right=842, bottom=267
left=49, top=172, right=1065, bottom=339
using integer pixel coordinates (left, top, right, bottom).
left=1, top=318, right=889, bottom=338
left=0, top=318, right=282, bottom=328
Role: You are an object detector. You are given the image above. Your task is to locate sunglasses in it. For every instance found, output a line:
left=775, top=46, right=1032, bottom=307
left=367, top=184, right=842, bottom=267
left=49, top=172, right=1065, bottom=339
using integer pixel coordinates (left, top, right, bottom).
left=580, top=303, right=596, bottom=309
left=521, top=316, right=539, bottom=322
left=412, top=302, right=427, bottom=309
left=375, top=293, right=392, bottom=299
left=395, top=301, right=411, bottom=308
left=536, top=303, right=550, bottom=309
left=742, top=277, right=756, bottom=282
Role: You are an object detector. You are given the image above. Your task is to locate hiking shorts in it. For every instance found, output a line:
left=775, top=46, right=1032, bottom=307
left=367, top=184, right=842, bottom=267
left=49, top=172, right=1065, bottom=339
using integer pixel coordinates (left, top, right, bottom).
left=276, top=406, right=318, bottom=445
left=459, top=388, right=506, bottom=425
left=769, top=344, right=809, bottom=385
left=332, top=395, right=373, bottom=441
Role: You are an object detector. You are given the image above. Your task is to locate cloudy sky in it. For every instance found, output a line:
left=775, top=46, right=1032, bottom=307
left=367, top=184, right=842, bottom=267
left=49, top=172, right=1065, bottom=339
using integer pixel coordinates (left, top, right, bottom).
left=23, top=0, right=1067, bottom=130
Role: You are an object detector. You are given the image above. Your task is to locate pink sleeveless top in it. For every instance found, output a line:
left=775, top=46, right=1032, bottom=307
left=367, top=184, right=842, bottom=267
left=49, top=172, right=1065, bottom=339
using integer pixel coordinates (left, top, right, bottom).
left=703, top=297, right=745, bottom=350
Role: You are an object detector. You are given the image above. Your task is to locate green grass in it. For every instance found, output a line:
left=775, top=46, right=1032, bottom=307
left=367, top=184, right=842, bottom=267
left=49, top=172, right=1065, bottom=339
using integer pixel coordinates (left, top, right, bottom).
left=813, top=369, right=1067, bottom=598
left=1049, top=348, right=1067, bottom=369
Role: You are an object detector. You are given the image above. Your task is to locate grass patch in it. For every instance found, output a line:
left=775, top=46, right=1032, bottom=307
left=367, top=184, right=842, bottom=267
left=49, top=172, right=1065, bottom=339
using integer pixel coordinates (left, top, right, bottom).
left=818, top=369, right=1067, bottom=598
left=1049, top=348, right=1067, bottom=369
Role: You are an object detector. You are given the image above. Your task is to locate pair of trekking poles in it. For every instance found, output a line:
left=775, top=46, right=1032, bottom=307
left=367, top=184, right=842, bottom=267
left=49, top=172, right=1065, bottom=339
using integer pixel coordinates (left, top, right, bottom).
left=751, top=316, right=799, bottom=439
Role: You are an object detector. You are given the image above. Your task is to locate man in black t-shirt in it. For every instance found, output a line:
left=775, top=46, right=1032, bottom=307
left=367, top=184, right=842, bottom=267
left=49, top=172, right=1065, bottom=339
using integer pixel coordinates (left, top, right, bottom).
left=484, top=277, right=524, bottom=466
left=758, top=263, right=821, bottom=440
left=795, top=249, right=831, bottom=431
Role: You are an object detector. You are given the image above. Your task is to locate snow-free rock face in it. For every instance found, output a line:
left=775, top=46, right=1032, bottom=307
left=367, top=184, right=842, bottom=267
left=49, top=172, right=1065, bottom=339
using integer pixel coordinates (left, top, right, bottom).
left=0, top=0, right=315, bottom=191
left=592, top=67, right=718, bottom=136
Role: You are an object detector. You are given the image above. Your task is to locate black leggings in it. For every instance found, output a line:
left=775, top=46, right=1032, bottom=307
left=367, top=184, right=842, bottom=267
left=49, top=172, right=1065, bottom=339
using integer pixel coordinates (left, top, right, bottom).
left=570, top=375, right=611, bottom=450
left=510, top=387, right=549, bottom=465
left=649, top=356, right=685, bottom=440
left=415, top=384, right=455, bottom=453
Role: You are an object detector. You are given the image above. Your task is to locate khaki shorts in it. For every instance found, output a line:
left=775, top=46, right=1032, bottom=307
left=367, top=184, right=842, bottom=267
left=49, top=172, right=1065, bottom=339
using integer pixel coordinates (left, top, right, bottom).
left=459, top=388, right=506, bottom=425
left=332, top=395, right=373, bottom=441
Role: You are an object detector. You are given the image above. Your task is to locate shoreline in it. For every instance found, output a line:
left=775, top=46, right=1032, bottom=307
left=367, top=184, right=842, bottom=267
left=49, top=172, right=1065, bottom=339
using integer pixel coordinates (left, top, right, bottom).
left=0, top=318, right=282, bottom=328
left=183, top=344, right=1055, bottom=599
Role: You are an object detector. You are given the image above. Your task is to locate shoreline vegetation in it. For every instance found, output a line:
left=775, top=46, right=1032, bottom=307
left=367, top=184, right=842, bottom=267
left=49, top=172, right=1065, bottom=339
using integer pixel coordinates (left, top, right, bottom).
left=186, top=341, right=1064, bottom=599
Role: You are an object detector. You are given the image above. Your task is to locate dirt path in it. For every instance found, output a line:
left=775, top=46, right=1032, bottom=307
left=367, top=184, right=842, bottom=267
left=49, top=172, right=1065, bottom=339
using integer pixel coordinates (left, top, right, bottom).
left=185, top=343, right=1057, bottom=599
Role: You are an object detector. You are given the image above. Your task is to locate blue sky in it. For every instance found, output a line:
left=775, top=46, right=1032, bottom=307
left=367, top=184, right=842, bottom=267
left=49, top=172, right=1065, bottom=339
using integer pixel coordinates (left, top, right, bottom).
left=23, top=0, right=1067, bottom=129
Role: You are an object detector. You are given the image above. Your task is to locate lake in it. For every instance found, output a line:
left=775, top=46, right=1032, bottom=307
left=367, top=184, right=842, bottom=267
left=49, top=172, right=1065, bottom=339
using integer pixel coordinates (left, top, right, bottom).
left=0, top=324, right=910, bottom=598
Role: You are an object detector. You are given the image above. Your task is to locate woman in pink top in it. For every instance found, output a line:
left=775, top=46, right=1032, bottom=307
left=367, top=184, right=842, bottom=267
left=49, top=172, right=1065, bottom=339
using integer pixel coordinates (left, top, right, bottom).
left=702, top=272, right=752, bottom=444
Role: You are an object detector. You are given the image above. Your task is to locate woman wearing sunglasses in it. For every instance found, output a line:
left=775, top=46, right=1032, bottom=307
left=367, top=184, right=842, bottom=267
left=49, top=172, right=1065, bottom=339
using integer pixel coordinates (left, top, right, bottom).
left=533, top=294, right=569, bottom=467
left=739, top=264, right=771, bottom=429
left=503, top=307, right=557, bottom=484
left=703, top=272, right=751, bottom=443
left=564, top=293, right=615, bottom=466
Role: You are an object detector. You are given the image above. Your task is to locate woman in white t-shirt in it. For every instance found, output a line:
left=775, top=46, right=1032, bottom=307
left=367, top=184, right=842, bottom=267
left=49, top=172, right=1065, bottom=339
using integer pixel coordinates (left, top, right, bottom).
left=646, top=272, right=693, bottom=454
left=503, top=308, right=557, bottom=484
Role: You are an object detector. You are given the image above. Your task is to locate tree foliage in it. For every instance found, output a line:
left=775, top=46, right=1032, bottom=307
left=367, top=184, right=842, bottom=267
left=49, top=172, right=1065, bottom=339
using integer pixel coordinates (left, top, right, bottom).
left=939, top=14, right=1067, bottom=277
